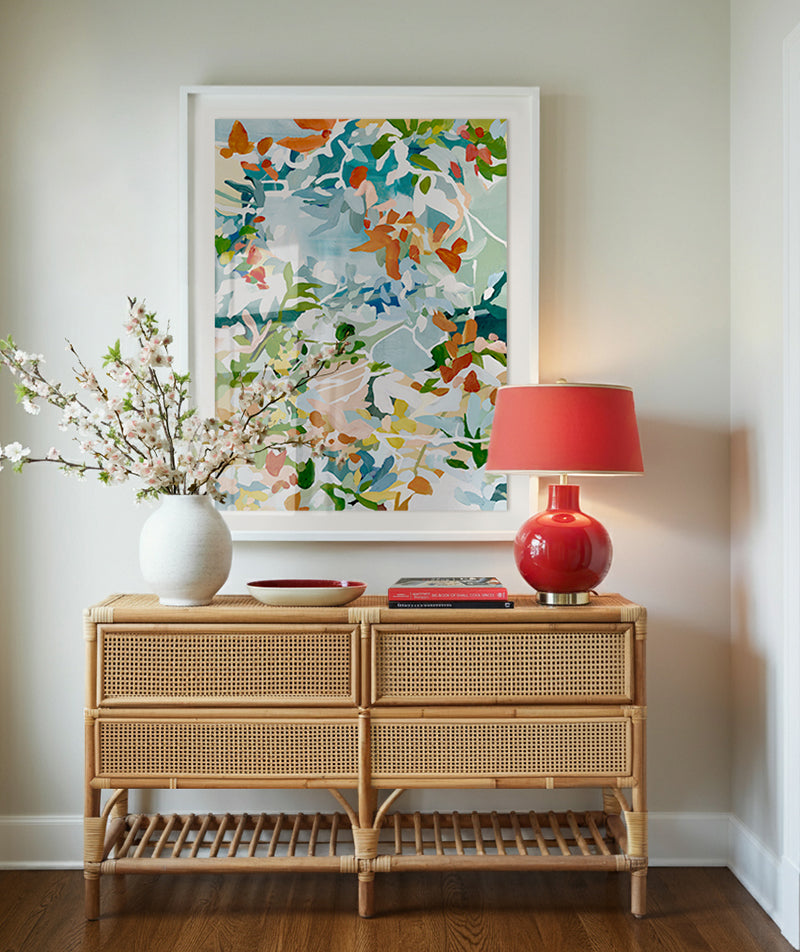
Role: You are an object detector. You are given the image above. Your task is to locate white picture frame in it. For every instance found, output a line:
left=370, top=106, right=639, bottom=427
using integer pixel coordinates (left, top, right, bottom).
left=181, top=85, right=539, bottom=541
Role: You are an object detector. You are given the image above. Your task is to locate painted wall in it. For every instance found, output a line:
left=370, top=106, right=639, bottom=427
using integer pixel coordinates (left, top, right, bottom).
left=730, top=0, right=800, bottom=937
left=0, top=0, right=732, bottom=858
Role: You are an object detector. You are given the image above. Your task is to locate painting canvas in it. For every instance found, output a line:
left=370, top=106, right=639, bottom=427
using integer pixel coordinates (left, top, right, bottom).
left=183, top=87, right=539, bottom=539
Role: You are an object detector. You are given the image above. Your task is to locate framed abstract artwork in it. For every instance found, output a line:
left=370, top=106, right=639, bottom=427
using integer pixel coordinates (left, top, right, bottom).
left=181, top=86, right=539, bottom=540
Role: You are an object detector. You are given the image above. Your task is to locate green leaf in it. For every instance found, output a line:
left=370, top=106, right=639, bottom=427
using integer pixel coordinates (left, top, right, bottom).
left=297, top=458, right=315, bottom=489
left=476, top=159, right=507, bottom=181
left=371, top=134, right=395, bottom=160
left=321, top=483, right=347, bottom=510
left=446, top=458, right=469, bottom=470
left=429, top=343, right=450, bottom=369
left=294, top=281, right=322, bottom=296
left=102, top=339, right=122, bottom=367
left=488, top=136, right=507, bottom=160
left=352, top=493, right=381, bottom=510
left=472, top=446, right=488, bottom=468
left=408, top=154, right=440, bottom=172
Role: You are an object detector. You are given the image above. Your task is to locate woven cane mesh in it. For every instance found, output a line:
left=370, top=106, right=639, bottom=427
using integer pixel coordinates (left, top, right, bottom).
left=371, top=718, right=630, bottom=777
left=99, top=627, right=356, bottom=704
left=97, top=719, right=359, bottom=778
left=373, top=626, right=632, bottom=703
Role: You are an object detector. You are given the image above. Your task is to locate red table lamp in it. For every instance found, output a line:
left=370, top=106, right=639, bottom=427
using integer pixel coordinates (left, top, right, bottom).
left=486, top=382, right=644, bottom=605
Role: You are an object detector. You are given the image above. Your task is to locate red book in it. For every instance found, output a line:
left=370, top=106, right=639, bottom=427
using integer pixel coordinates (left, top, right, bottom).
left=387, top=577, right=508, bottom=601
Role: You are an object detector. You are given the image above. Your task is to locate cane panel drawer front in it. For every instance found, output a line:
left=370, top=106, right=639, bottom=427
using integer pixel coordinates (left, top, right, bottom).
left=94, top=716, right=360, bottom=781
left=371, top=624, right=634, bottom=705
left=97, top=624, right=359, bottom=707
left=370, top=715, right=632, bottom=780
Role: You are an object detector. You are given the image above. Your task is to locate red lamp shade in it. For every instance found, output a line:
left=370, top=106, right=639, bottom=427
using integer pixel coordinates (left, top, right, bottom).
left=487, top=383, right=643, bottom=605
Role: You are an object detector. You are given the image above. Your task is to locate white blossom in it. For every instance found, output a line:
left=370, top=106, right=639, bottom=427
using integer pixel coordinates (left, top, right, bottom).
left=3, top=442, right=30, bottom=463
left=0, top=298, right=352, bottom=501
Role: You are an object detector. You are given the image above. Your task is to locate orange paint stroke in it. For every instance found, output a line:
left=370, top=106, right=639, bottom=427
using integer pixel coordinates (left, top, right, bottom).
left=220, top=120, right=253, bottom=158
left=278, top=133, right=330, bottom=153
left=351, top=225, right=401, bottom=279
left=433, top=221, right=449, bottom=243
left=463, top=370, right=481, bottom=393
left=436, top=248, right=462, bottom=273
left=432, top=311, right=457, bottom=333
left=408, top=475, right=433, bottom=495
left=349, top=166, right=368, bottom=188
left=294, top=119, right=337, bottom=132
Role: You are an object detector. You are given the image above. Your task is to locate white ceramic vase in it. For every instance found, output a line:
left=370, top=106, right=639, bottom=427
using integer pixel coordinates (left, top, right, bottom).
left=139, top=494, right=233, bottom=606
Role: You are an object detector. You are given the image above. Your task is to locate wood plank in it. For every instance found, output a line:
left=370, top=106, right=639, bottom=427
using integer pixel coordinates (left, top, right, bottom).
left=1, top=869, right=794, bottom=952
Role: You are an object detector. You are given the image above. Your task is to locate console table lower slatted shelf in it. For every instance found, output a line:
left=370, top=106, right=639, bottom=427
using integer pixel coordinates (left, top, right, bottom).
left=96, top=807, right=644, bottom=876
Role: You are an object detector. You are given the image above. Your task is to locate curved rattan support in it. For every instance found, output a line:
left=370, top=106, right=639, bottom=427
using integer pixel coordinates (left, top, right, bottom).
left=373, top=788, right=405, bottom=829
left=327, top=788, right=359, bottom=829
left=605, top=787, right=631, bottom=813
left=101, top=788, right=128, bottom=821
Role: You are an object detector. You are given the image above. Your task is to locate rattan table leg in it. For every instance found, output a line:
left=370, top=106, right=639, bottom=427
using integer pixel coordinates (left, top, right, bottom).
left=631, top=865, right=647, bottom=917
left=358, top=878, right=375, bottom=918
left=626, top=809, right=648, bottom=917
left=353, top=828, right=380, bottom=918
left=84, top=872, right=100, bottom=921
left=84, top=816, right=105, bottom=921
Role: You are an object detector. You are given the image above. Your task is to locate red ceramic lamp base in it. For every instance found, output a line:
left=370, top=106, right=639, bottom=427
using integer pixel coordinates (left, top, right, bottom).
left=514, top=483, right=612, bottom=606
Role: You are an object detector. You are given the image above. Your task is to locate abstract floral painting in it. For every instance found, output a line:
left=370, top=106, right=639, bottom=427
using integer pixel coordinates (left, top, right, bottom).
left=213, top=116, right=510, bottom=514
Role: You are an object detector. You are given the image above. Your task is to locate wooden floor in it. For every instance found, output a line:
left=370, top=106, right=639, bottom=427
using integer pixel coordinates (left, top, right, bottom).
left=0, top=868, right=795, bottom=952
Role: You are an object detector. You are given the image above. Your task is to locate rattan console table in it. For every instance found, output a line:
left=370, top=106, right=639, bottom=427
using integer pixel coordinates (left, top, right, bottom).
left=83, top=592, right=647, bottom=919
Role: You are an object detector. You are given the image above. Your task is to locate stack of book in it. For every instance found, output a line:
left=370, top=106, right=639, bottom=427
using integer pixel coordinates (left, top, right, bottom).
left=387, top=577, right=513, bottom=609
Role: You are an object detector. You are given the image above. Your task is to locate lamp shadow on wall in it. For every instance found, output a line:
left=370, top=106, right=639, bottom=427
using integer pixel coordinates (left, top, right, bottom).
left=595, top=415, right=731, bottom=536
left=584, top=416, right=735, bottom=814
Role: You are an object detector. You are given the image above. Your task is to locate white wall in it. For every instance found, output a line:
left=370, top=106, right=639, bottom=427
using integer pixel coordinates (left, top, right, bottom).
left=730, top=0, right=800, bottom=941
left=0, top=0, right=732, bottom=866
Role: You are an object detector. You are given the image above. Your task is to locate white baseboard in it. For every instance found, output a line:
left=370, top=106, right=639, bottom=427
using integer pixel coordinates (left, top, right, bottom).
left=648, top=811, right=730, bottom=866
left=728, top=815, right=800, bottom=950
left=0, top=815, right=83, bottom=869
left=728, top=815, right=782, bottom=919
left=0, top=810, right=731, bottom=870
left=781, top=856, right=800, bottom=949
